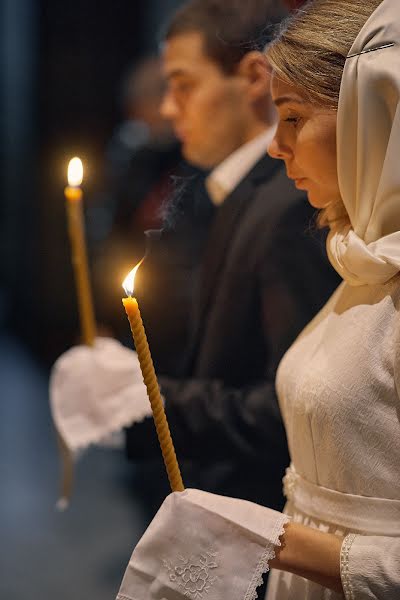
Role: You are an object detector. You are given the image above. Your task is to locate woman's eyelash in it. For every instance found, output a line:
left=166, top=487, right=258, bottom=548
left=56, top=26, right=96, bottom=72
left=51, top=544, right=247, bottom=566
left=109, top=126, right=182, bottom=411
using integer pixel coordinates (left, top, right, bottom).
left=284, top=117, right=299, bottom=123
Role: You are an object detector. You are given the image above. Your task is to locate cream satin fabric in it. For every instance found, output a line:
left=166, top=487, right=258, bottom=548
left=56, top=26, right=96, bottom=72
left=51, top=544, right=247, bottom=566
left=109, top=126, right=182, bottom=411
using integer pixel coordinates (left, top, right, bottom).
left=327, top=0, right=400, bottom=286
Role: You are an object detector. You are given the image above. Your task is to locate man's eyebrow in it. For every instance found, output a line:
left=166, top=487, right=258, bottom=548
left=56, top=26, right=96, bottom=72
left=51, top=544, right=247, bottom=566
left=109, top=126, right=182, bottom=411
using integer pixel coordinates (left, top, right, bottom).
left=274, top=95, right=305, bottom=107
left=165, top=68, right=188, bottom=80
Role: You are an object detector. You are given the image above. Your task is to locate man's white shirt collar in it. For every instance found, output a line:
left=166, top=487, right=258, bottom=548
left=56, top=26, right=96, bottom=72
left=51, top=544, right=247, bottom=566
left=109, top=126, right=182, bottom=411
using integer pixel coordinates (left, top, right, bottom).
left=206, top=126, right=276, bottom=206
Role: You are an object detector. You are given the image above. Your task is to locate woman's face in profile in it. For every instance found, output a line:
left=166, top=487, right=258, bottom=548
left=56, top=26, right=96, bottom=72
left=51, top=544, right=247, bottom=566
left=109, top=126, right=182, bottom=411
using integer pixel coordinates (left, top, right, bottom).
left=268, top=74, right=341, bottom=209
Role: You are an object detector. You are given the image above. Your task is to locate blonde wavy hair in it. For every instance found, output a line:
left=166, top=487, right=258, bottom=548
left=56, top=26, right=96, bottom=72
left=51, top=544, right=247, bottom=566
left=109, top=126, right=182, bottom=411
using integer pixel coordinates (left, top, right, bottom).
left=266, top=0, right=382, bottom=228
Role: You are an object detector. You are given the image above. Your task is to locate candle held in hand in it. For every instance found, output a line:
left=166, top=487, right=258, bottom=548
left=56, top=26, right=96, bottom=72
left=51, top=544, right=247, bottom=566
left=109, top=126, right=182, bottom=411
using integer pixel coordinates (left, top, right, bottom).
left=57, top=157, right=96, bottom=507
left=65, top=157, right=96, bottom=346
left=122, top=263, right=184, bottom=492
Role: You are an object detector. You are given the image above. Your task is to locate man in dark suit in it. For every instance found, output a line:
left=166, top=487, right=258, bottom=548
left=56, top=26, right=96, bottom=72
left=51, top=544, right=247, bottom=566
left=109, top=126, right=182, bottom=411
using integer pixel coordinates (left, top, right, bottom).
left=126, top=0, right=340, bottom=511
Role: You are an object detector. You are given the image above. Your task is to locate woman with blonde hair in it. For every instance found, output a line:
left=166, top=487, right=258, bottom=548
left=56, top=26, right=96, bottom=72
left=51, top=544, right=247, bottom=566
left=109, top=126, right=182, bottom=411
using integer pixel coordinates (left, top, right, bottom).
left=264, top=0, right=400, bottom=597
left=115, top=1, right=400, bottom=598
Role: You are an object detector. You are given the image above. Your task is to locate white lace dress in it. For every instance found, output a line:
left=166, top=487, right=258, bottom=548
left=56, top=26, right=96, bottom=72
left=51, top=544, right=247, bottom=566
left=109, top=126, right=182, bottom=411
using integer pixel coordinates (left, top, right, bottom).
left=266, top=275, right=400, bottom=600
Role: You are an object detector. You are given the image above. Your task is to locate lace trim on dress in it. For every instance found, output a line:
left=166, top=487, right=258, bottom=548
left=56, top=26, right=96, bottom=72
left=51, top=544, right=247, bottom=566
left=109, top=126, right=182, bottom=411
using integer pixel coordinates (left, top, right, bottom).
left=282, top=464, right=298, bottom=500
left=340, top=533, right=357, bottom=600
left=244, top=515, right=291, bottom=600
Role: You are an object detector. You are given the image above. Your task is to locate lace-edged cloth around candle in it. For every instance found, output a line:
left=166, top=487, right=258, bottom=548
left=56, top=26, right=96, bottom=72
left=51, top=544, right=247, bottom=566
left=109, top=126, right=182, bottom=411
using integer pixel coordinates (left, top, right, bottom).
left=49, top=336, right=154, bottom=506
left=50, top=337, right=152, bottom=454
left=117, top=488, right=290, bottom=600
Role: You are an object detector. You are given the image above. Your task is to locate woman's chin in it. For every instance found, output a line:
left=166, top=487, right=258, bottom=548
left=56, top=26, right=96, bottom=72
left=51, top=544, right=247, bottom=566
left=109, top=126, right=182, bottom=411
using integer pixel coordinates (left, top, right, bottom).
left=305, top=189, right=329, bottom=210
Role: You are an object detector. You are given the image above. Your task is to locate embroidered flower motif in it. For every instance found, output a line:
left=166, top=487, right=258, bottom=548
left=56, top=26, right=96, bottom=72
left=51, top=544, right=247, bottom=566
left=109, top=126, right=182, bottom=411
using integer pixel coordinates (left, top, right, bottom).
left=163, top=551, right=218, bottom=598
left=283, top=464, right=298, bottom=500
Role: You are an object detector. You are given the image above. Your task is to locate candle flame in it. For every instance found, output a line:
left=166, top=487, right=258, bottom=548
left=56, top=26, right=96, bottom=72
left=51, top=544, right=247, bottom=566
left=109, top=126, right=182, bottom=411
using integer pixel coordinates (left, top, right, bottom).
left=68, top=157, right=83, bottom=186
left=122, top=259, right=144, bottom=296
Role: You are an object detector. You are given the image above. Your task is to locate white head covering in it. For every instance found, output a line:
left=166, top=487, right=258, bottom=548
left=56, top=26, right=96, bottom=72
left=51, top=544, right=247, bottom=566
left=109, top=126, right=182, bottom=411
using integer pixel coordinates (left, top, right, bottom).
left=327, top=0, right=400, bottom=286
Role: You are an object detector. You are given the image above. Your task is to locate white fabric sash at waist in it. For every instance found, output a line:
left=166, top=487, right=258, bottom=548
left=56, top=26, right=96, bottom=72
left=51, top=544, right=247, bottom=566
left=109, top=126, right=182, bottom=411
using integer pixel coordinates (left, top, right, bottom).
left=283, top=465, right=400, bottom=535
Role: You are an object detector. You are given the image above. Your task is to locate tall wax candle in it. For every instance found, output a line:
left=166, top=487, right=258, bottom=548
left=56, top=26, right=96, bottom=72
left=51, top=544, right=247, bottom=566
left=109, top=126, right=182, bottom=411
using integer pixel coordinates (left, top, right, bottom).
left=122, top=264, right=184, bottom=493
left=57, top=157, right=96, bottom=506
left=64, top=157, right=96, bottom=346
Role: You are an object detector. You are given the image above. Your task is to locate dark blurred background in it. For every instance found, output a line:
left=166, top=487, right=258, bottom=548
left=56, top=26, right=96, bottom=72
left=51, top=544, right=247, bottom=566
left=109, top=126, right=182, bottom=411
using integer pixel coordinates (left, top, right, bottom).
left=1, top=1, right=182, bottom=598
left=2, top=0, right=184, bottom=356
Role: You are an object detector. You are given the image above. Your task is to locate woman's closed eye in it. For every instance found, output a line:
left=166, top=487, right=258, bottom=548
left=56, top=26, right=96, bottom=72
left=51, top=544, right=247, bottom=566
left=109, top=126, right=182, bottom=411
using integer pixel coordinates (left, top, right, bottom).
left=283, top=116, right=301, bottom=126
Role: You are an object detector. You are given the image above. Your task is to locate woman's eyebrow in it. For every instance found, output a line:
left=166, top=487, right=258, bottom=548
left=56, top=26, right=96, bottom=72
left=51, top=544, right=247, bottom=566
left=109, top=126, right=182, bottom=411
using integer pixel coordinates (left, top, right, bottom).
left=274, top=95, right=305, bottom=107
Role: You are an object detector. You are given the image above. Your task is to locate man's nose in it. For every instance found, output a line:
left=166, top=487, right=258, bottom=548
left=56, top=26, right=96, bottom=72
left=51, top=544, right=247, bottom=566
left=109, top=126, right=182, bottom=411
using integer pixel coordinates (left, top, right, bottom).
left=160, top=91, right=179, bottom=121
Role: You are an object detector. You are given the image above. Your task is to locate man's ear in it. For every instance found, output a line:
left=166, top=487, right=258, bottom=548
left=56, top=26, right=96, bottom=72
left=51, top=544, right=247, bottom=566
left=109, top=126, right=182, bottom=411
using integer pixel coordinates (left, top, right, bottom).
left=237, top=51, right=272, bottom=101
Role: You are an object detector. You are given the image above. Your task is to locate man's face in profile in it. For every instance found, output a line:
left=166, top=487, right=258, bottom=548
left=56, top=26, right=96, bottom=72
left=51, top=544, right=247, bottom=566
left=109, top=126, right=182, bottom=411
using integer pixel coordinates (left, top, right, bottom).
left=161, top=31, right=249, bottom=169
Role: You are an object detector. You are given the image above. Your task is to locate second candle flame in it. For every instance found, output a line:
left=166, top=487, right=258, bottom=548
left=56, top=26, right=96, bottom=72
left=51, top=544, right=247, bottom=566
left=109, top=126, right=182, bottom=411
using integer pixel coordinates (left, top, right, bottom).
left=122, top=258, right=144, bottom=297
left=68, top=157, right=83, bottom=187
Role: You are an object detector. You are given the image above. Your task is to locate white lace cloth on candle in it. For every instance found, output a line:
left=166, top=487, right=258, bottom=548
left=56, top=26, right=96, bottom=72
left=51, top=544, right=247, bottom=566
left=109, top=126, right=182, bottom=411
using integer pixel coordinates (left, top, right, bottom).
left=117, top=488, right=290, bottom=600
left=50, top=337, right=152, bottom=453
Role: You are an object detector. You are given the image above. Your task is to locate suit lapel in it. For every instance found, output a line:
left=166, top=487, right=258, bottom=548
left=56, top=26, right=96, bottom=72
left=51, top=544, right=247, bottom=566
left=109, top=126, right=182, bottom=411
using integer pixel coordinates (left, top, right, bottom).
left=189, top=154, right=280, bottom=360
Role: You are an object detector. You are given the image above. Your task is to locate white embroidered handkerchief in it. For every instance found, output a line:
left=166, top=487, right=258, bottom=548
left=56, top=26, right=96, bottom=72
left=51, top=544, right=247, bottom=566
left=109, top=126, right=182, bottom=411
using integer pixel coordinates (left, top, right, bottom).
left=50, top=337, right=152, bottom=453
left=117, top=488, right=289, bottom=600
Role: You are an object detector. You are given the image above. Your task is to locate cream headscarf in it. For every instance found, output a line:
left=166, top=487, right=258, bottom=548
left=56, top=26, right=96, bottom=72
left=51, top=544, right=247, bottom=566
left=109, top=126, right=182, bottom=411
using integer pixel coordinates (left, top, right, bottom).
left=327, top=0, right=400, bottom=286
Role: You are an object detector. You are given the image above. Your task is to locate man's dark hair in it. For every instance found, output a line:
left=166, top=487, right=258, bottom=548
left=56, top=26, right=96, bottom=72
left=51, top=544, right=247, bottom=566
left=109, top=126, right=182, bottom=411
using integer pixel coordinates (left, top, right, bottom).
left=163, top=0, right=287, bottom=74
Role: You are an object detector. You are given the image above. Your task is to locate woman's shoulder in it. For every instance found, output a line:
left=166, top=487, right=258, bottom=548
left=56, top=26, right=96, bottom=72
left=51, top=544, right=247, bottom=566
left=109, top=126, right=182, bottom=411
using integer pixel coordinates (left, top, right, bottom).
left=333, top=273, right=400, bottom=313
left=295, top=274, right=400, bottom=344
left=388, top=273, right=400, bottom=307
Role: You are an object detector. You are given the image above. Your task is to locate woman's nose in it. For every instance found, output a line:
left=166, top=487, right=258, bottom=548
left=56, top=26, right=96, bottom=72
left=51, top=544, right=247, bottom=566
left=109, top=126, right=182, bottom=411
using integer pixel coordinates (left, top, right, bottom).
left=268, top=131, right=291, bottom=161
